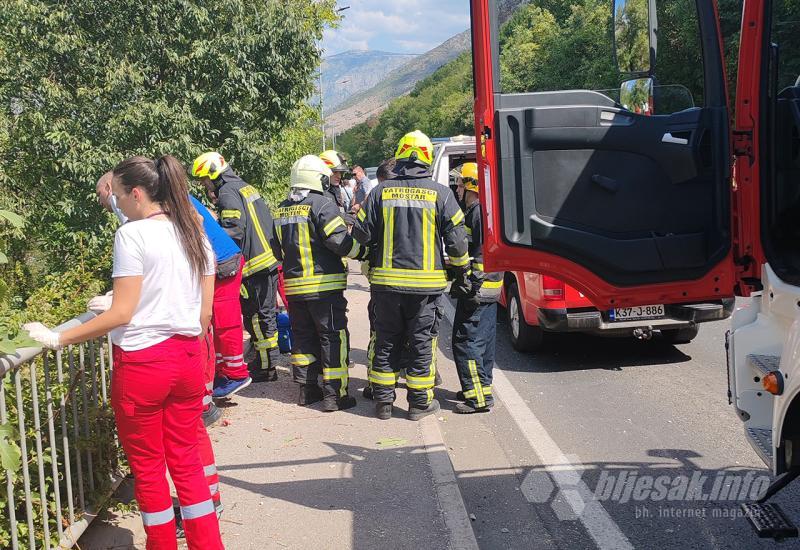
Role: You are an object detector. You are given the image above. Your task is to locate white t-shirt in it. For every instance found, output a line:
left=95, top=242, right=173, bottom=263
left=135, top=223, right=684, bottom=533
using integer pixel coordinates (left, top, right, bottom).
left=110, top=219, right=215, bottom=351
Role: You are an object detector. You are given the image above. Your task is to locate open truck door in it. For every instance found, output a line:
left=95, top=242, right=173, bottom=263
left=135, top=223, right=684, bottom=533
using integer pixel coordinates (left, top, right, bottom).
left=470, top=0, right=762, bottom=309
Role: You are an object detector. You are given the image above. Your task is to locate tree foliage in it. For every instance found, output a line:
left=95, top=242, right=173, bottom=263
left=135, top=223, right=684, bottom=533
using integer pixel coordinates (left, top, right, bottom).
left=0, top=0, right=335, bottom=322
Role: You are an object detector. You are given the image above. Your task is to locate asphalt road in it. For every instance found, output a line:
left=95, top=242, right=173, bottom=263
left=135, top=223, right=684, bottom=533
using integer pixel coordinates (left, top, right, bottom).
left=436, top=298, right=800, bottom=550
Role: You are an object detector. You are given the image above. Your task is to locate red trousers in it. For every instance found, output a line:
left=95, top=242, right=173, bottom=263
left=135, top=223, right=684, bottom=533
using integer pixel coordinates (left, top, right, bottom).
left=200, top=333, right=221, bottom=509
left=112, top=336, right=224, bottom=550
left=213, top=259, right=248, bottom=380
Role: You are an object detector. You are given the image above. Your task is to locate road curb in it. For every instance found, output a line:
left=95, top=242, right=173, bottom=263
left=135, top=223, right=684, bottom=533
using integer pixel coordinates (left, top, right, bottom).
left=420, top=415, right=480, bottom=550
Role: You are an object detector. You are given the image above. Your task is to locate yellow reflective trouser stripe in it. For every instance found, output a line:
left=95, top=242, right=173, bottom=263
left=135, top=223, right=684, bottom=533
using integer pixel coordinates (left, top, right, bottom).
left=357, top=208, right=367, bottom=222
left=291, top=354, right=316, bottom=366
left=472, top=262, right=484, bottom=271
left=221, top=209, right=241, bottom=219
left=451, top=209, right=465, bottom=226
left=407, top=336, right=437, bottom=390
left=251, top=314, right=268, bottom=364
left=465, top=226, right=473, bottom=235
left=298, top=222, right=313, bottom=278
left=449, top=252, right=469, bottom=267
left=323, top=216, right=346, bottom=236
left=464, top=387, right=493, bottom=398
left=322, top=329, right=349, bottom=397
left=482, top=280, right=503, bottom=289
left=369, top=370, right=399, bottom=386
left=276, top=224, right=283, bottom=244
left=240, top=284, right=248, bottom=298
left=422, top=208, right=435, bottom=272
left=382, top=206, right=394, bottom=268
left=367, top=331, right=375, bottom=369
left=468, top=360, right=486, bottom=407
left=425, top=388, right=434, bottom=405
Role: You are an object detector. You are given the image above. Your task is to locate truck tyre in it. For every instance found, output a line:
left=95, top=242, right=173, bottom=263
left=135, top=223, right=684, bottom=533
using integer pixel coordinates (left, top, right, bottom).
left=506, top=282, right=544, bottom=352
left=661, top=325, right=699, bottom=344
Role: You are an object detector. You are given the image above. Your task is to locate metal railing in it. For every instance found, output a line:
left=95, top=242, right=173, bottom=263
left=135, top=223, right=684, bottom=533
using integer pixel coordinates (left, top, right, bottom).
left=0, top=312, right=123, bottom=549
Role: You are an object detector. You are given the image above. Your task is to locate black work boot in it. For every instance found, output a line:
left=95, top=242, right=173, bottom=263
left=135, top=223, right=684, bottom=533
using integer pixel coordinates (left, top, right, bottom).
left=362, top=385, right=374, bottom=400
left=454, top=401, right=492, bottom=414
left=324, top=394, right=357, bottom=412
left=298, top=384, right=324, bottom=406
left=202, top=403, right=222, bottom=427
left=376, top=402, right=392, bottom=420
left=408, top=399, right=440, bottom=421
left=434, top=370, right=443, bottom=386
left=455, top=391, right=466, bottom=401
left=250, top=367, right=277, bottom=383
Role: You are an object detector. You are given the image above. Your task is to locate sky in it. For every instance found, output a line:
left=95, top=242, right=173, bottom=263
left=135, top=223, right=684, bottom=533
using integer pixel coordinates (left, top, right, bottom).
left=321, top=0, right=470, bottom=57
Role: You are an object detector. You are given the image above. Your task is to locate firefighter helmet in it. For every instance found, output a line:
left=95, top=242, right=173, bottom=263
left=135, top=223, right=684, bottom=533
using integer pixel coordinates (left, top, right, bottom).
left=191, top=152, right=228, bottom=180
left=459, top=162, right=479, bottom=194
left=395, top=130, right=434, bottom=166
left=291, top=155, right=332, bottom=193
left=319, top=150, right=349, bottom=172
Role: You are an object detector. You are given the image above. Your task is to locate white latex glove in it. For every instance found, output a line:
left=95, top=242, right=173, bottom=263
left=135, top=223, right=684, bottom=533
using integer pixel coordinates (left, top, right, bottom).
left=23, top=322, right=62, bottom=350
left=88, top=290, right=113, bottom=313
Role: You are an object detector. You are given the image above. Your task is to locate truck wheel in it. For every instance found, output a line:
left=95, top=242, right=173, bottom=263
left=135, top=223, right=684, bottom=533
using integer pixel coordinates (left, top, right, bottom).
left=661, top=325, right=699, bottom=344
left=506, top=282, right=544, bottom=352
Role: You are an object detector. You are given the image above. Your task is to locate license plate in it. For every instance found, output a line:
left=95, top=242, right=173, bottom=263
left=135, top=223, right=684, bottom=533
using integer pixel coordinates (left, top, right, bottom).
left=610, top=304, right=665, bottom=321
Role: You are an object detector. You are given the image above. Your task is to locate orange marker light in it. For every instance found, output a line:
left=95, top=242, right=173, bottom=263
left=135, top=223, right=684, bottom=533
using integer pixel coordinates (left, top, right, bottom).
left=762, top=372, right=784, bottom=396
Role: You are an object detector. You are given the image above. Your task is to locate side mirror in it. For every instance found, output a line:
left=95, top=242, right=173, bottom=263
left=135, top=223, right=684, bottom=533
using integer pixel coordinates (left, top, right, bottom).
left=613, top=0, right=657, bottom=75
left=619, top=77, right=654, bottom=115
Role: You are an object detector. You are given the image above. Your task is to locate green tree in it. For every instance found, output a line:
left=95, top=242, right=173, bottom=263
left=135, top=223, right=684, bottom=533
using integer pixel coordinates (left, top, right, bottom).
left=0, top=0, right=336, bottom=291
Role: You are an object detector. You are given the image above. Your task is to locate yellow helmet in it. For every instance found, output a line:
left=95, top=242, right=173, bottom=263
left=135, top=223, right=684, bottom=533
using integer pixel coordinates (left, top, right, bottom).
left=395, top=130, right=434, bottom=166
left=291, top=155, right=332, bottom=193
left=191, top=152, right=228, bottom=180
left=319, top=150, right=349, bottom=172
left=460, top=162, right=479, bottom=193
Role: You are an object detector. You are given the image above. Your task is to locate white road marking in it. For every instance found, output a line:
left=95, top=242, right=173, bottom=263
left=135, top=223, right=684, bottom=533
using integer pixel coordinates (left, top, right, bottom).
left=420, top=416, right=481, bottom=550
left=442, top=299, right=633, bottom=550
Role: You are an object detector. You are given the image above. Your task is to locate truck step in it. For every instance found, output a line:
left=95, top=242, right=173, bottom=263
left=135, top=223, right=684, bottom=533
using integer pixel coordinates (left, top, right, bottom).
left=747, top=354, right=781, bottom=376
left=741, top=502, right=798, bottom=539
left=745, top=426, right=773, bottom=465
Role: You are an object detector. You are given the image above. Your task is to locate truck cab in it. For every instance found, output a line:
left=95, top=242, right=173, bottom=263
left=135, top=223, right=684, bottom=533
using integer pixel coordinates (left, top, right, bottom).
left=471, top=0, right=800, bottom=533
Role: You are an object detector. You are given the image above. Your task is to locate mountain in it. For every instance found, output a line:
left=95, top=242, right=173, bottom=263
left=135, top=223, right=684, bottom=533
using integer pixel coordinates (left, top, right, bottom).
left=326, top=0, right=529, bottom=134
left=321, top=50, right=418, bottom=112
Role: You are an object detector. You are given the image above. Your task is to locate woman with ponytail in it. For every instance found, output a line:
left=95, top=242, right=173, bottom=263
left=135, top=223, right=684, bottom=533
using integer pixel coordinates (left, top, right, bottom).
left=25, top=155, right=224, bottom=549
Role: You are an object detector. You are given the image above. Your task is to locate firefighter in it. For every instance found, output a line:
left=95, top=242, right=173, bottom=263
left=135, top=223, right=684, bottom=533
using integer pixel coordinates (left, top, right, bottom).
left=192, top=152, right=281, bottom=383
left=319, top=150, right=352, bottom=216
left=353, top=130, right=470, bottom=421
left=271, top=155, right=366, bottom=410
left=450, top=162, right=503, bottom=413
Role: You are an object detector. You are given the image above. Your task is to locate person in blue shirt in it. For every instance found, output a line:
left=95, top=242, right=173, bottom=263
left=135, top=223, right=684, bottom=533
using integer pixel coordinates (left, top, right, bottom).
left=189, top=195, right=252, bottom=401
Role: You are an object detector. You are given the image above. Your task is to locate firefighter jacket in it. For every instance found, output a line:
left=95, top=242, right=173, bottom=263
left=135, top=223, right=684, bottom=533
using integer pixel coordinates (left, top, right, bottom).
left=352, top=160, right=469, bottom=294
left=271, top=192, right=366, bottom=301
left=215, top=168, right=279, bottom=278
left=465, top=201, right=503, bottom=302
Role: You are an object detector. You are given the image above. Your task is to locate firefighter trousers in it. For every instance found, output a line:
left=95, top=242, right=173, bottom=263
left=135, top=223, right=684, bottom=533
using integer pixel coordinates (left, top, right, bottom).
left=371, top=292, right=440, bottom=408
left=241, top=268, right=279, bottom=372
left=289, top=292, right=350, bottom=398
left=213, top=257, right=247, bottom=380
left=111, top=336, right=223, bottom=550
left=452, top=300, right=497, bottom=409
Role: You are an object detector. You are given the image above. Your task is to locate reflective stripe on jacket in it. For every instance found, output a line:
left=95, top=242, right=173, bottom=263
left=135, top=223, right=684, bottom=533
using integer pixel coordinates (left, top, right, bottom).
left=215, top=168, right=278, bottom=278
left=352, top=161, right=468, bottom=294
left=272, top=192, right=366, bottom=301
left=465, top=201, right=503, bottom=302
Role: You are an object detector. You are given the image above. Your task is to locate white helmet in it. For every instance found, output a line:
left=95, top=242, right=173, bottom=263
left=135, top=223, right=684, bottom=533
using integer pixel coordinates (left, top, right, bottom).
left=290, top=155, right=332, bottom=193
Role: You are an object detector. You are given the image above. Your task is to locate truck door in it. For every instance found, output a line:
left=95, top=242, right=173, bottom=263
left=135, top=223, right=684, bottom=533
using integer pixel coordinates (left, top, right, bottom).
left=471, top=0, right=738, bottom=308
